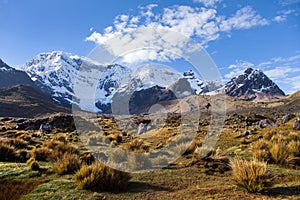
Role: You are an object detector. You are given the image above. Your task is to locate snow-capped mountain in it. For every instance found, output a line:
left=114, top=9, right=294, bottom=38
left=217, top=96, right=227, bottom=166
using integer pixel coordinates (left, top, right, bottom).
left=225, top=68, right=285, bottom=100
left=0, top=59, right=34, bottom=88
left=19, top=51, right=209, bottom=113
left=19, top=51, right=105, bottom=108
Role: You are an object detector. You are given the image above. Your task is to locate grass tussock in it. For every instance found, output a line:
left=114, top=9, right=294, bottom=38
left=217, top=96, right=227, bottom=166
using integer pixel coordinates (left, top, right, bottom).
left=53, top=153, right=81, bottom=175
left=251, top=131, right=298, bottom=165
left=0, top=141, right=17, bottom=162
left=75, top=162, right=131, bottom=191
left=230, top=158, right=273, bottom=193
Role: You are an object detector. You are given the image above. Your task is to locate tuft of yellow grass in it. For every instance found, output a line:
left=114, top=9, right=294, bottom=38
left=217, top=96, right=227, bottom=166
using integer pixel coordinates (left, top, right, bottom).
left=230, top=158, right=273, bottom=193
left=75, top=162, right=131, bottom=191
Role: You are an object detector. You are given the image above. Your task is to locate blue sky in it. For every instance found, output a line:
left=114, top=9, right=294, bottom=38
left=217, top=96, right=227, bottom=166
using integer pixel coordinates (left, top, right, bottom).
left=0, top=0, right=299, bottom=93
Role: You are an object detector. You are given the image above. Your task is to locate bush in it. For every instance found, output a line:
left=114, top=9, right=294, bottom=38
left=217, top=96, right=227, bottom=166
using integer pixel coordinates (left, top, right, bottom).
left=128, top=153, right=152, bottom=171
left=75, top=162, right=131, bottom=191
left=230, top=158, right=273, bottom=193
left=53, top=153, right=81, bottom=175
left=0, top=142, right=17, bottom=161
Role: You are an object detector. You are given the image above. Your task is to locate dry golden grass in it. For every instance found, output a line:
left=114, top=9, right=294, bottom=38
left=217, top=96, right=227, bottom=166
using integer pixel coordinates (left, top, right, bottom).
left=75, top=162, right=131, bottom=191
left=230, top=158, right=273, bottom=193
left=53, top=153, right=81, bottom=175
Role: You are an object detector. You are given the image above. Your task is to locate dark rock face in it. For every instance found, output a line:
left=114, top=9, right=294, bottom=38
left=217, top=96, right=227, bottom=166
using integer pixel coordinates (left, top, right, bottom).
left=225, top=68, right=285, bottom=100
left=0, top=59, right=34, bottom=88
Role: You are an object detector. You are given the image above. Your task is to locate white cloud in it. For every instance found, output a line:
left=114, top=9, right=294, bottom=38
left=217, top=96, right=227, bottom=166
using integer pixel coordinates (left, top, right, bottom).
left=219, top=6, right=269, bottom=32
left=265, top=66, right=300, bottom=79
left=273, top=15, right=287, bottom=22
left=224, top=60, right=254, bottom=79
left=86, top=5, right=270, bottom=64
left=273, top=9, right=296, bottom=22
left=193, top=0, right=222, bottom=7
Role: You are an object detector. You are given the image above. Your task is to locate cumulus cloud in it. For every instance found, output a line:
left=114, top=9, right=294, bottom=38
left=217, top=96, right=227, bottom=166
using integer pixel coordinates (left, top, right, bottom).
left=219, top=6, right=269, bottom=32
left=86, top=4, right=271, bottom=64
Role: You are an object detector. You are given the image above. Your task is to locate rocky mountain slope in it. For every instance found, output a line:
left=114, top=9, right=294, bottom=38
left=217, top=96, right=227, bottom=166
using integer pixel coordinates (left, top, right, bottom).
left=0, top=59, right=34, bottom=88
left=224, top=68, right=285, bottom=100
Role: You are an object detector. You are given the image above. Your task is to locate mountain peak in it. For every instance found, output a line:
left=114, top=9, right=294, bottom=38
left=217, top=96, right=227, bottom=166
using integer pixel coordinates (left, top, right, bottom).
left=225, top=68, right=285, bottom=100
left=244, top=67, right=254, bottom=74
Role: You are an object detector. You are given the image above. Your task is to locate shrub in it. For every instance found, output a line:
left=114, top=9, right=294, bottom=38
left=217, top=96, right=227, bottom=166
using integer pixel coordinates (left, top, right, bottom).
left=75, top=162, right=131, bottom=191
left=0, top=142, right=17, bottom=161
left=53, top=153, right=81, bottom=175
left=230, top=158, right=273, bottom=193
left=128, top=153, right=152, bottom=171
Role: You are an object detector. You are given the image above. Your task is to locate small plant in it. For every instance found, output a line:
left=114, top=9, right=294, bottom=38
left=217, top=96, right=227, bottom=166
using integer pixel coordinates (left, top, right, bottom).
left=53, top=153, right=81, bottom=175
left=230, top=158, right=273, bottom=193
left=128, top=153, right=152, bottom=171
left=0, top=142, right=17, bottom=161
left=75, top=162, right=131, bottom=191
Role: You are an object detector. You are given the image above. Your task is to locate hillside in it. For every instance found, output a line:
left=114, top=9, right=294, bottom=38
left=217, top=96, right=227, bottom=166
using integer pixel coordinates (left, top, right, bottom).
left=0, top=84, right=70, bottom=118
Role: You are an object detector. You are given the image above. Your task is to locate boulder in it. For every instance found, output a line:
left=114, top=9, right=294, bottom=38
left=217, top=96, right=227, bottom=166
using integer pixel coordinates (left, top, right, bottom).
left=258, top=119, right=277, bottom=128
left=282, top=114, right=295, bottom=124
left=293, top=118, right=300, bottom=130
